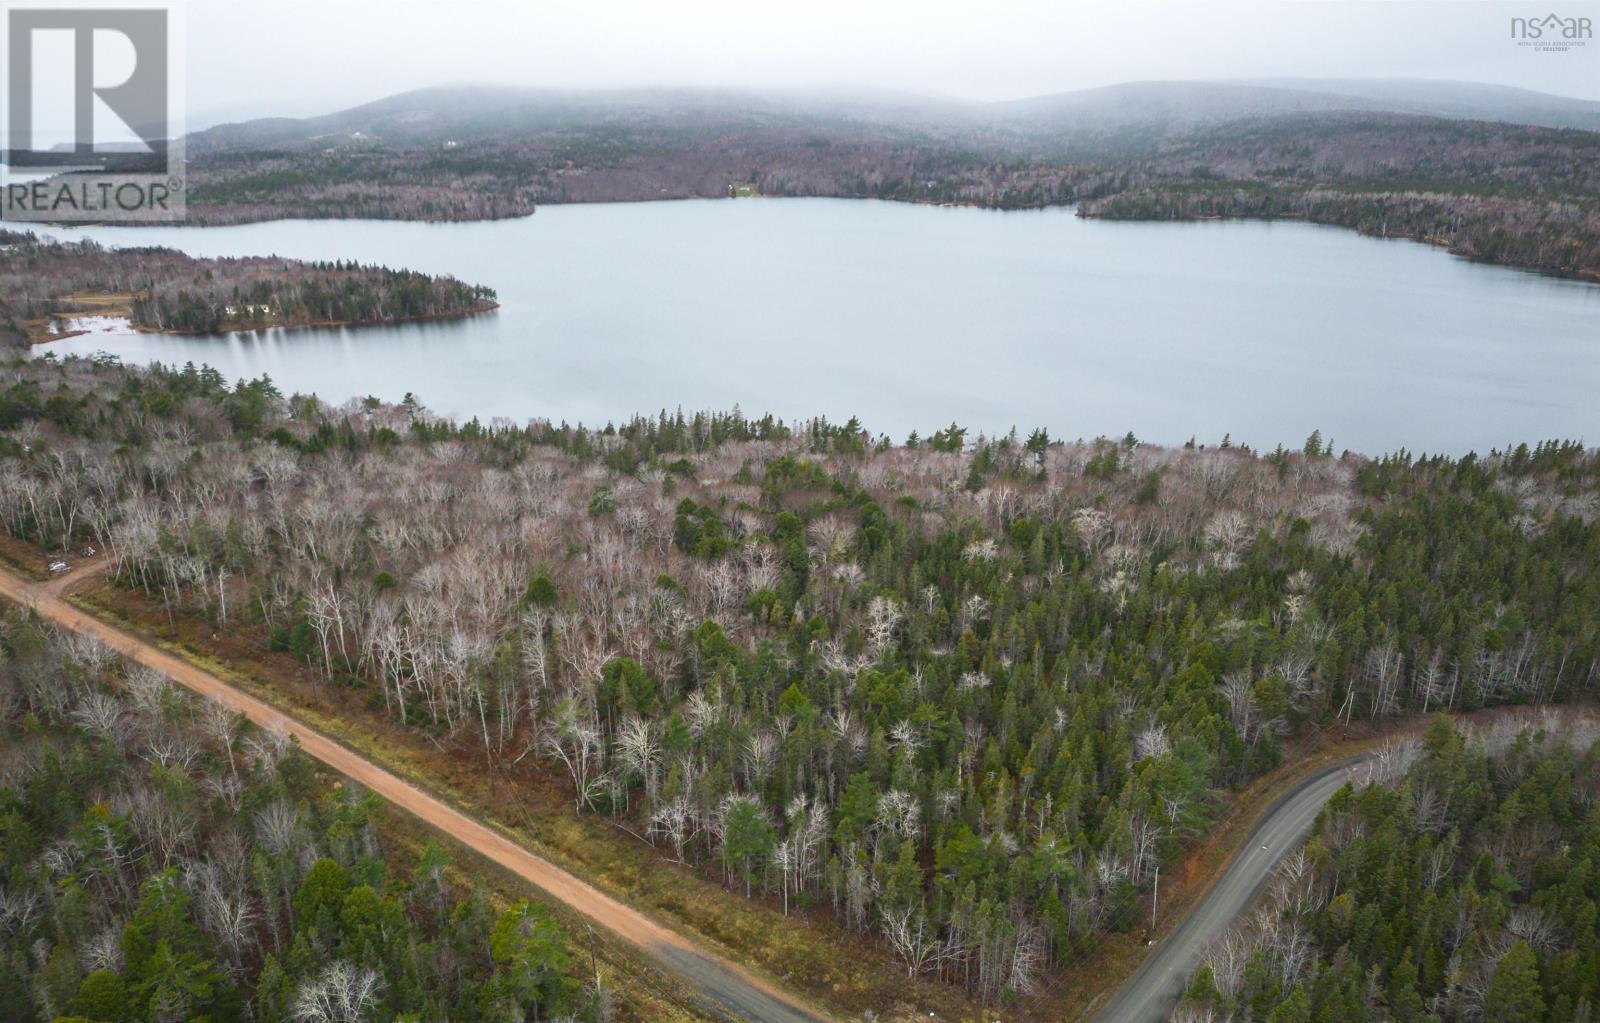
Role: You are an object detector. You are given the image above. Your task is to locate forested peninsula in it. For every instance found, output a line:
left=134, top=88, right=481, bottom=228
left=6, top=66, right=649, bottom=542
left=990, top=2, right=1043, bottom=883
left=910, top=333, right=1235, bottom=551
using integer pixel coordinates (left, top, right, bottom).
left=0, top=231, right=497, bottom=346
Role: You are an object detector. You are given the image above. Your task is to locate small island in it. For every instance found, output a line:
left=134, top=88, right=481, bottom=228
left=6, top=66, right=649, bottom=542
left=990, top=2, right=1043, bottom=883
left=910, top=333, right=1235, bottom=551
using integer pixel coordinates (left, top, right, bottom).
left=0, top=229, right=498, bottom=346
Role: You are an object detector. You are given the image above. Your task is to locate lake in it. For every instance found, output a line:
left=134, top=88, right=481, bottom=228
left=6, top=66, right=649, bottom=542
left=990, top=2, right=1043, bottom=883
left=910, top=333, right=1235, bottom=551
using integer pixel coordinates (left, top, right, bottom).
left=28, top=198, right=1600, bottom=455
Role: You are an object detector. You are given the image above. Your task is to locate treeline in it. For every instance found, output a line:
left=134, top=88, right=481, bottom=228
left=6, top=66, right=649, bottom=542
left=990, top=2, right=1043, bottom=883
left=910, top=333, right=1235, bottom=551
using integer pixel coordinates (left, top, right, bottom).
left=175, top=107, right=1600, bottom=278
left=0, top=230, right=35, bottom=346
left=180, top=97, right=1087, bottom=218
left=2, top=356, right=1599, bottom=1005
left=0, top=233, right=496, bottom=344
left=0, top=609, right=593, bottom=1023
left=1174, top=717, right=1600, bottom=1023
left=1076, top=114, right=1600, bottom=279
left=184, top=132, right=1080, bottom=220
left=1080, top=186, right=1600, bottom=280
left=184, top=147, right=540, bottom=225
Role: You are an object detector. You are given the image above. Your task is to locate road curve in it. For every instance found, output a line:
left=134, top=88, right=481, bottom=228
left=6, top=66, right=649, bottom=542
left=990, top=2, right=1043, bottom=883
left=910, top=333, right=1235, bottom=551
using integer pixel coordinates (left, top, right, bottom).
left=0, top=564, right=830, bottom=1023
left=1088, top=762, right=1361, bottom=1023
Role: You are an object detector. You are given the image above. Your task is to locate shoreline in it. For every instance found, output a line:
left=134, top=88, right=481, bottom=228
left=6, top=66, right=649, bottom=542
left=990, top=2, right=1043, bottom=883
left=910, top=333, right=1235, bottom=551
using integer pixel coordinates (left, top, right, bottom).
left=27, top=300, right=500, bottom=346
left=1079, top=207, right=1600, bottom=285
left=24, top=189, right=1594, bottom=286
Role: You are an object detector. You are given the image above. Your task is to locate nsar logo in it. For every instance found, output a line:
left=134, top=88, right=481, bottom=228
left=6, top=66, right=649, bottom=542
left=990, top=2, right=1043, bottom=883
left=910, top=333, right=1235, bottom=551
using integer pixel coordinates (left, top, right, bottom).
left=1510, top=12, right=1593, bottom=50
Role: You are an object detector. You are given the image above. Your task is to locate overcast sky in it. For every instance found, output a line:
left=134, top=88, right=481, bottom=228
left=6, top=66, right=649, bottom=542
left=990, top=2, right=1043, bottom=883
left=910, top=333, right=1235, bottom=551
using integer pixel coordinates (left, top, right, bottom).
left=176, top=0, right=1600, bottom=124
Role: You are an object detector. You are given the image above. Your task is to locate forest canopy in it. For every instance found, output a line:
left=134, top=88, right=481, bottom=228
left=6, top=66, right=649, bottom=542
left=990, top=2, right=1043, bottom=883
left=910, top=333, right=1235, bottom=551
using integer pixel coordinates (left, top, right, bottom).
left=0, top=610, right=591, bottom=1023
left=1, top=355, right=1598, bottom=1004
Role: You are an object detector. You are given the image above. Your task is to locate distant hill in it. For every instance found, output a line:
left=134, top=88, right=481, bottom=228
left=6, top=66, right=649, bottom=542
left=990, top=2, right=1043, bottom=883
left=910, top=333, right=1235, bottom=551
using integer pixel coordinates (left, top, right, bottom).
left=991, top=80, right=1375, bottom=129
left=187, top=85, right=988, bottom=154
left=996, top=78, right=1600, bottom=133
left=172, top=78, right=1600, bottom=282
left=187, top=78, right=1600, bottom=156
left=1235, top=77, right=1600, bottom=130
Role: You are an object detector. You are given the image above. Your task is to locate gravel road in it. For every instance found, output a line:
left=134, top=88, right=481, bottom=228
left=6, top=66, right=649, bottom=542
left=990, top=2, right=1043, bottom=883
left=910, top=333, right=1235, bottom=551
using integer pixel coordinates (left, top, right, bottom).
left=1087, top=763, right=1359, bottom=1023
left=0, top=562, right=832, bottom=1023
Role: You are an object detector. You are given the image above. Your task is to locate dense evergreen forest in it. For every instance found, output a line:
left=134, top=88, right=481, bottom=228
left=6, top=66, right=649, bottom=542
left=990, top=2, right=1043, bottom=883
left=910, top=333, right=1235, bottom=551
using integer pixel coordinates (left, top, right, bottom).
left=1173, top=718, right=1600, bottom=1023
left=0, top=231, right=496, bottom=344
left=1, top=355, right=1598, bottom=1004
left=0, top=610, right=592, bottom=1023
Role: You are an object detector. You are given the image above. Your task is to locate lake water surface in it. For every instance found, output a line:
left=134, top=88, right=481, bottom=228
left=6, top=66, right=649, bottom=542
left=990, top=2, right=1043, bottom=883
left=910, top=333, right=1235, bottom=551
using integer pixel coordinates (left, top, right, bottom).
left=30, top=198, right=1600, bottom=455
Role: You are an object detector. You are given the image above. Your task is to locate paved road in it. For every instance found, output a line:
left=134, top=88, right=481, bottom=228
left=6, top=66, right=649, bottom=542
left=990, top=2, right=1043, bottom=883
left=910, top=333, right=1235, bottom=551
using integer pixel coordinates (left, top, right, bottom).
left=1088, top=762, right=1360, bottom=1023
left=0, top=563, right=830, bottom=1023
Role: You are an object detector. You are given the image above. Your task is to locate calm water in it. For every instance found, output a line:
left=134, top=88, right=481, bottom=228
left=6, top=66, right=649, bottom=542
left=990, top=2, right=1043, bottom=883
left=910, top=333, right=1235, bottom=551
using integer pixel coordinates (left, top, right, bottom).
left=29, top=199, right=1600, bottom=455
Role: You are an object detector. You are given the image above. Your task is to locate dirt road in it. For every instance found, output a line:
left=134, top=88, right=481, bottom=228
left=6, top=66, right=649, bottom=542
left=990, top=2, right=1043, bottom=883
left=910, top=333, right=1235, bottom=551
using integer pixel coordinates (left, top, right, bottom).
left=1086, top=760, right=1361, bottom=1023
left=1088, top=705, right=1598, bottom=1023
left=0, top=563, right=832, bottom=1023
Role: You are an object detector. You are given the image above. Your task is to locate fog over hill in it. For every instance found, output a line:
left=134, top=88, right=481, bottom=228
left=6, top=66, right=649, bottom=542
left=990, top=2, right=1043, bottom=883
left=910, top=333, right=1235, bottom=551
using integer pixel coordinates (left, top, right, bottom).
left=188, top=77, right=1600, bottom=154
left=996, top=78, right=1600, bottom=133
left=1234, top=77, right=1600, bottom=131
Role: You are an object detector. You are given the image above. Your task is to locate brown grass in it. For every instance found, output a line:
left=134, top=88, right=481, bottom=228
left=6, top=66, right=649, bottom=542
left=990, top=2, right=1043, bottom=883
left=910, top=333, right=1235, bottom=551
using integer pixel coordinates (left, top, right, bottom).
left=22, top=290, right=137, bottom=343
